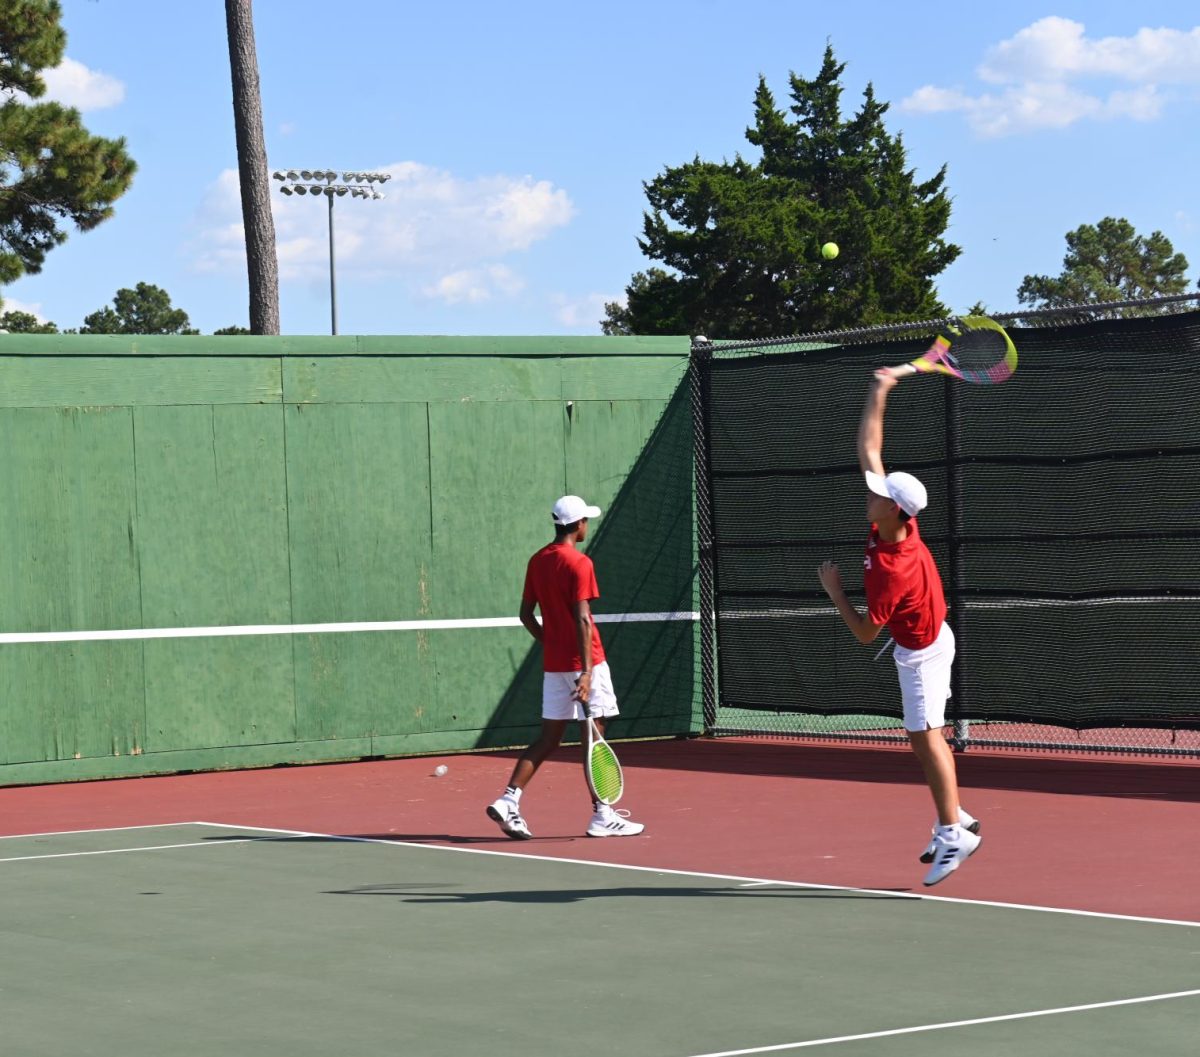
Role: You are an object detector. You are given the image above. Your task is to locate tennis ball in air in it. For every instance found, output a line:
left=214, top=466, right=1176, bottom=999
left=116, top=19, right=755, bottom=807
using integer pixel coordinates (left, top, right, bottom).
left=434, top=764, right=448, bottom=777
left=821, top=242, right=839, bottom=260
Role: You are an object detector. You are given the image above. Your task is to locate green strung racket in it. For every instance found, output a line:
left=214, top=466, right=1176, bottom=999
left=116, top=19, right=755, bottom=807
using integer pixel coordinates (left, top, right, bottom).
left=582, top=706, right=624, bottom=806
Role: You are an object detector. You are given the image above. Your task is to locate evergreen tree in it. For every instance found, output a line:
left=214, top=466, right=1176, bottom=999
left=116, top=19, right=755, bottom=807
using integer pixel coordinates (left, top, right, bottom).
left=1017, top=217, right=1193, bottom=310
left=604, top=46, right=959, bottom=338
left=0, top=1, right=136, bottom=284
left=0, top=308, right=56, bottom=332
left=80, top=283, right=198, bottom=334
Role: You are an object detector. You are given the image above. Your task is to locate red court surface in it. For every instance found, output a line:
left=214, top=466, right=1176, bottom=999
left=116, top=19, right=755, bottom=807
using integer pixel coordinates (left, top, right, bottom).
left=2, top=737, right=1197, bottom=923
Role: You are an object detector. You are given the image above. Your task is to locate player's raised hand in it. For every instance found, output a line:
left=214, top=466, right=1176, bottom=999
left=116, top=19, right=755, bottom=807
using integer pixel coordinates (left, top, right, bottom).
left=817, top=560, right=844, bottom=596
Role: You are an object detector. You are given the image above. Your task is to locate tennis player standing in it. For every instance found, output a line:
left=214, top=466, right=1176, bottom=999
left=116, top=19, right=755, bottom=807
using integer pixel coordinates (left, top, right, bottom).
left=487, top=495, right=644, bottom=840
left=817, top=373, right=981, bottom=885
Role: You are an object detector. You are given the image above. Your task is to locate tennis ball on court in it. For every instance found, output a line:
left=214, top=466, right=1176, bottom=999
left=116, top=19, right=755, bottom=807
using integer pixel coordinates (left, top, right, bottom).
left=821, top=242, right=839, bottom=260
left=434, top=764, right=448, bottom=777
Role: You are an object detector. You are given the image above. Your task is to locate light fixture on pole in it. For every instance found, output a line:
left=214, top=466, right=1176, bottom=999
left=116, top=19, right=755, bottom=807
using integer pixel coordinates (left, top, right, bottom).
left=271, top=167, right=390, bottom=335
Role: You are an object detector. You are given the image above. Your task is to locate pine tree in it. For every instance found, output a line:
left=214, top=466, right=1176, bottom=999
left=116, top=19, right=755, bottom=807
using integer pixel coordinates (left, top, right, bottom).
left=604, top=46, right=959, bottom=338
left=0, top=1, right=136, bottom=285
left=1017, top=217, right=1193, bottom=311
left=80, top=283, right=198, bottom=335
left=0, top=308, right=56, bottom=332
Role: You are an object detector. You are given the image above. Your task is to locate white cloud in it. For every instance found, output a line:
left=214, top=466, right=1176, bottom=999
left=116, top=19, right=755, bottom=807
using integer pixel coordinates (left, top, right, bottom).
left=552, top=292, right=618, bottom=329
left=903, top=80, right=1163, bottom=137
left=190, top=163, right=575, bottom=304
left=0, top=297, right=51, bottom=322
left=422, top=266, right=525, bottom=304
left=980, top=18, right=1200, bottom=85
left=901, top=19, right=1194, bottom=137
left=40, top=57, right=125, bottom=110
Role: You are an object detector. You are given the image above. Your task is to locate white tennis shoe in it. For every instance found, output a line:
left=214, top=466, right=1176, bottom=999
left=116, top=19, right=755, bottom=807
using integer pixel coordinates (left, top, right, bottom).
left=586, top=805, right=645, bottom=837
left=922, top=825, right=981, bottom=886
left=920, top=817, right=981, bottom=863
left=487, top=798, right=532, bottom=840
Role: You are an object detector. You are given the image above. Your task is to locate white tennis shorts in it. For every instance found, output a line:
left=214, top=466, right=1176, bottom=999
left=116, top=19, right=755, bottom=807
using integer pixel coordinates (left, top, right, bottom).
left=542, top=660, right=619, bottom=721
left=893, top=622, right=955, bottom=732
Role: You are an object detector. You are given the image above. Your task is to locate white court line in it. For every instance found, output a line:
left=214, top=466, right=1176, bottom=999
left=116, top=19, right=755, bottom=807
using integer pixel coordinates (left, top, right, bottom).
left=0, top=611, right=699, bottom=645
left=680, top=990, right=1200, bottom=1056
left=0, top=837, right=261, bottom=863
left=0, top=821, right=205, bottom=841
left=189, top=821, right=1200, bottom=929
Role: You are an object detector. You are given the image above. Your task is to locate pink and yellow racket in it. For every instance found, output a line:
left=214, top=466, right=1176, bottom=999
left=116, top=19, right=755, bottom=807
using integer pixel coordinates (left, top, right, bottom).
left=879, top=315, right=1017, bottom=385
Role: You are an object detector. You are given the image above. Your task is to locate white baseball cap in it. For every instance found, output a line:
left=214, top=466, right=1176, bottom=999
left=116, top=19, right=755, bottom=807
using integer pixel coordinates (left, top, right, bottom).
left=864, top=471, right=928, bottom=517
left=552, top=495, right=601, bottom=525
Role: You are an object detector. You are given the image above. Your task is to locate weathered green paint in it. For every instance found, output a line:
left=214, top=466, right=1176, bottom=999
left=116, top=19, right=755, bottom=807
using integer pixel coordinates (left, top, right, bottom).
left=0, top=335, right=699, bottom=787
left=0, top=357, right=282, bottom=406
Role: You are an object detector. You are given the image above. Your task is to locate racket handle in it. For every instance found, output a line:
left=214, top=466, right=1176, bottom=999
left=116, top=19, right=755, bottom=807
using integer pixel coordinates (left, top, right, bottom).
left=876, top=364, right=917, bottom=378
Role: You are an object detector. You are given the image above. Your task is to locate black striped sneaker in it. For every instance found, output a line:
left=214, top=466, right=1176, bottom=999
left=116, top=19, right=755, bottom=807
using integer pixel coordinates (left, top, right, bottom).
left=920, top=818, right=981, bottom=863
left=487, top=799, right=532, bottom=839
left=586, top=806, right=644, bottom=837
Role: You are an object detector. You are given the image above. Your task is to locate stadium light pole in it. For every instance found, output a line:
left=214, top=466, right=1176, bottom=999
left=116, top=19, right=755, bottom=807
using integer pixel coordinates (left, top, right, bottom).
left=271, top=168, right=390, bottom=335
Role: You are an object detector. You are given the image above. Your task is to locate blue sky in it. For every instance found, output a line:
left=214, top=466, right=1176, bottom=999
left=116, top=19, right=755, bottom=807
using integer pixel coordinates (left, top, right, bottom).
left=4, top=1, right=1200, bottom=335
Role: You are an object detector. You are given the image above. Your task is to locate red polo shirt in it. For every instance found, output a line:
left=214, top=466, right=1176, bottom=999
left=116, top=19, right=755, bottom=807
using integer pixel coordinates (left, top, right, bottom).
left=523, top=542, right=606, bottom=672
left=863, top=518, right=946, bottom=650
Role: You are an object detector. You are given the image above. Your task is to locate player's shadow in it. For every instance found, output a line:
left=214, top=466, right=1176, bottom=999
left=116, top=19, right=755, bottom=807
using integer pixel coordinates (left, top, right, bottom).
left=200, top=833, right=578, bottom=847
left=324, top=883, right=914, bottom=904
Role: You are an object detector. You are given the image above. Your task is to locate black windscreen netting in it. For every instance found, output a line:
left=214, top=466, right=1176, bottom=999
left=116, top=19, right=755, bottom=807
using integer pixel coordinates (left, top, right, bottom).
left=702, top=310, right=1200, bottom=733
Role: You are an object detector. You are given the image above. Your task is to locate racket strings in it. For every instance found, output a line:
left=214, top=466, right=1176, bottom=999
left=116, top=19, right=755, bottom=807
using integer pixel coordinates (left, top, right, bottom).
left=588, top=741, right=623, bottom=803
left=946, top=329, right=1007, bottom=372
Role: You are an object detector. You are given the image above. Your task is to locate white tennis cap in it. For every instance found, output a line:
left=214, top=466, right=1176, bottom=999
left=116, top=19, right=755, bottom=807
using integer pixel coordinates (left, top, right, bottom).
left=865, top=471, right=928, bottom=517
left=552, top=495, right=601, bottom=525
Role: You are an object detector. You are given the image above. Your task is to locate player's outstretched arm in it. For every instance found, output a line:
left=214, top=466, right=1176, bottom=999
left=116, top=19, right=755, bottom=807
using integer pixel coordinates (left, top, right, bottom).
left=857, top=373, right=898, bottom=476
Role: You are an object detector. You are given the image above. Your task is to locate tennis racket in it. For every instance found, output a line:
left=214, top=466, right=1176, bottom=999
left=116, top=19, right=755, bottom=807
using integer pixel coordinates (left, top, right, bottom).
left=879, top=315, right=1017, bottom=385
left=580, top=700, right=624, bottom=806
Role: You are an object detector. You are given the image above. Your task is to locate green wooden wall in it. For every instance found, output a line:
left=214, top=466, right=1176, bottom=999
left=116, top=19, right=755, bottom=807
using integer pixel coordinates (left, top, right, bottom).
left=0, top=335, right=699, bottom=786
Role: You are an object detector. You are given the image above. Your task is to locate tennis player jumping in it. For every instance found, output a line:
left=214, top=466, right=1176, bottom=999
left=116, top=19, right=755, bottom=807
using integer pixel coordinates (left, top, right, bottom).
left=817, top=372, right=981, bottom=885
left=487, top=495, right=644, bottom=840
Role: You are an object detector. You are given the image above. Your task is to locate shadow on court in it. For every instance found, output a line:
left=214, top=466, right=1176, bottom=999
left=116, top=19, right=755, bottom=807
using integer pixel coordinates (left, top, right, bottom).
left=200, top=833, right=580, bottom=846
left=323, top=883, right=915, bottom=903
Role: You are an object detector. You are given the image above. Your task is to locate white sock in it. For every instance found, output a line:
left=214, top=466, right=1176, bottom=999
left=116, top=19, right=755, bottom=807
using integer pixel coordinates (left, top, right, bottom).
left=935, top=822, right=961, bottom=839
left=503, top=786, right=522, bottom=804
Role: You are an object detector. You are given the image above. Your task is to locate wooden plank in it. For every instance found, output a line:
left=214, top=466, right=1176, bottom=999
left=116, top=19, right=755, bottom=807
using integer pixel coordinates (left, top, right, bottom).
left=0, top=642, right=145, bottom=764
left=0, top=407, right=141, bottom=632
left=559, top=355, right=689, bottom=401
left=284, top=402, right=433, bottom=621
left=134, top=404, right=292, bottom=626
left=428, top=401, right=566, bottom=617
left=0, top=334, right=688, bottom=358
left=285, top=401, right=437, bottom=740
left=142, top=637, right=295, bottom=750
left=0, top=358, right=282, bottom=407
left=565, top=395, right=696, bottom=616
left=292, top=632, right=436, bottom=740
left=352, top=335, right=687, bottom=358
left=282, top=356, right=563, bottom=404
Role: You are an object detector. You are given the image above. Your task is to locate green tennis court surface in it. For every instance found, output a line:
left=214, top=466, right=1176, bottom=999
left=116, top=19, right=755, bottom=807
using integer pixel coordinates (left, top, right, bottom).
left=2, top=824, right=1196, bottom=1057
